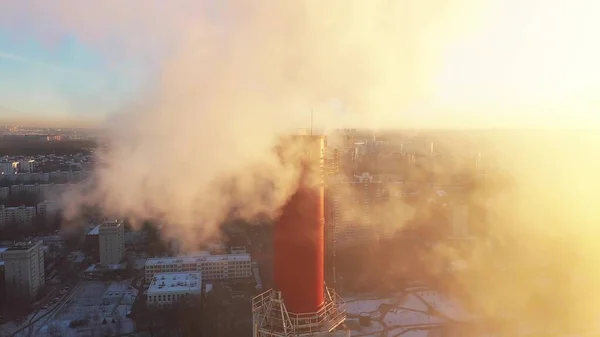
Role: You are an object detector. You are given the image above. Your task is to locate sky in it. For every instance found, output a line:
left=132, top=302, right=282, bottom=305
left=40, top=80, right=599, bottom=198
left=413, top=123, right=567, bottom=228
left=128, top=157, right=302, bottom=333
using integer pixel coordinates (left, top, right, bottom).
left=0, top=31, right=148, bottom=120
left=0, top=1, right=599, bottom=128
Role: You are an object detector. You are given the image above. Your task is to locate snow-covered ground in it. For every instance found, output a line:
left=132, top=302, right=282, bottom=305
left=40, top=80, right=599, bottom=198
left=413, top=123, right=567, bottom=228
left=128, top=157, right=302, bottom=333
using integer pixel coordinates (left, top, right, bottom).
left=414, top=290, right=472, bottom=321
left=383, top=309, right=445, bottom=327
left=344, top=288, right=455, bottom=337
left=35, top=280, right=139, bottom=337
left=387, top=328, right=432, bottom=337
left=346, top=298, right=396, bottom=316
left=397, top=293, right=430, bottom=312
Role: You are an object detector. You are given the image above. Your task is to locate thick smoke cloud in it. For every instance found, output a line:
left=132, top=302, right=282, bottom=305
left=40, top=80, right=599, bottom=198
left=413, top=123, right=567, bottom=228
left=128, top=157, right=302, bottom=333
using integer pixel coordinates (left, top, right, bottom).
left=44, top=0, right=459, bottom=246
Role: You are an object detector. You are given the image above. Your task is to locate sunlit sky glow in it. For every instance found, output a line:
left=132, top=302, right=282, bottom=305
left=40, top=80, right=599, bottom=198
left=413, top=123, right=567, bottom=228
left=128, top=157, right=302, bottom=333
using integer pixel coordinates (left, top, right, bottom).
left=0, top=0, right=599, bottom=128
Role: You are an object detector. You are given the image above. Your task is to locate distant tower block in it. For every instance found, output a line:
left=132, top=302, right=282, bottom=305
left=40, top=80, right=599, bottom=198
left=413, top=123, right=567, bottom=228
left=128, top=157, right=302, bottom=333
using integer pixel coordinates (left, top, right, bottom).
left=253, top=135, right=347, bottom=337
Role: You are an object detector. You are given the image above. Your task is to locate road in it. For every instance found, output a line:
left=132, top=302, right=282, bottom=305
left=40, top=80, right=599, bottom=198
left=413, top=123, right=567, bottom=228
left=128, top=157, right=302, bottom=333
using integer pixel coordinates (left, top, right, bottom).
left=32, top=283, right=81, bottom=336
left=6, top=283, right=80, bottom=337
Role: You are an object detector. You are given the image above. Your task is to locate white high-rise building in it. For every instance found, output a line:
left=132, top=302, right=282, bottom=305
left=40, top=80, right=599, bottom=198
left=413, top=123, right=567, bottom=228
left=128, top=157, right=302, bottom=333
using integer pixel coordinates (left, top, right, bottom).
left=99, top=220, right=125, bottom=265
left=3, top=241, right=45, bottom=302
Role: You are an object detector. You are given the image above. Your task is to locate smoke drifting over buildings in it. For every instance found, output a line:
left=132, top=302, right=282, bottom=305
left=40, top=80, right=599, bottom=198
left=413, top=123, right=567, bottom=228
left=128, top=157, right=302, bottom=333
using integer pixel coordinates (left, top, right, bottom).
left=4, top=0, right=600, bottom=332
left=54, top=0, right=452, bottom=242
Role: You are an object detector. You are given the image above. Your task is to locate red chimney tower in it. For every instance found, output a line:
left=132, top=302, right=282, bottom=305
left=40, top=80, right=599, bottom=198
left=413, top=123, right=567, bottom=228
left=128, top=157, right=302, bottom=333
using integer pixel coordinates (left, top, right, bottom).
left=252, top=134, right=346, bottom=337
left=274, top=135, right=326, bottom=314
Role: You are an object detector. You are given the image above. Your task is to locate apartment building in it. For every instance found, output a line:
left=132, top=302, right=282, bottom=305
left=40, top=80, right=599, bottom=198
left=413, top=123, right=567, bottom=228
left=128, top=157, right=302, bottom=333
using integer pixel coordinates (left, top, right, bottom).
left=0, top=171, right=89, bottom=185
left=10, top=183, right=55, bottom=199
left=0, top=205, right=36, bottom=227
left=145, top=253, right=252, bottom=283
left=3, top=241, right=45, bottom=302
left=36, top=200, right=59, bottom=220
left=0, top=162, right=18, bottom=175
left=0, top=187, right=9, bottom=200
left=99, top=220, right=125, bottom=265
left=147, top=272, right=202, bottom=307
left=18, top=160, right=36, bottom=173
left=328, top=172, right=410, bottom=246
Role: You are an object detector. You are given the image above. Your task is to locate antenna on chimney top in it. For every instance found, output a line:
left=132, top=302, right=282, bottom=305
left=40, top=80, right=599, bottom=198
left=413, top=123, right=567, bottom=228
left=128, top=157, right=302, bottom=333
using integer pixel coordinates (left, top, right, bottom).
left=310, top=108, right=314, bottom=135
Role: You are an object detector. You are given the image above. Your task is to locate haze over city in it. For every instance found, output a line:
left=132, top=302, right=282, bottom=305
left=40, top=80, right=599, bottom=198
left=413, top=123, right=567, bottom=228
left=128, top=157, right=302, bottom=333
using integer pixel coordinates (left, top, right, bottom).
left=0, top=1, right=600, bottom=337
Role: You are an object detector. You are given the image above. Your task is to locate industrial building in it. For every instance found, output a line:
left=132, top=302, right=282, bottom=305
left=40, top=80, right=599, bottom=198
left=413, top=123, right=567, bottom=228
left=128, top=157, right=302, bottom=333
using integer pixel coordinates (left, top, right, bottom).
left=253, top=135, right=347, bottom=337
left=3, top=240, right=45, bottom=302
left=145, top=252, right=251, bottom=283
left=146, top=272, right=202, bottom=307
left=99, top=220, right=125, bottom=265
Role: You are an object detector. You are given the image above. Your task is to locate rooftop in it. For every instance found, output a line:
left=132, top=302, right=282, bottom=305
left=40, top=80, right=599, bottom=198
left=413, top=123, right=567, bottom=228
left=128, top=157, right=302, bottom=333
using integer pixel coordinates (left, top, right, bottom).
left=5, top=240, right=41, bottom=251
left=87, top=225, right=101, bottom=235
left=145, top=252, right=251, bottom=267
left=85, top=263, right=127, bottom=273
left=148, top=272, right=202, bottom=294
left=100, top=220, right=123, bottom=227
left=2, top=205, right=36, bottom=210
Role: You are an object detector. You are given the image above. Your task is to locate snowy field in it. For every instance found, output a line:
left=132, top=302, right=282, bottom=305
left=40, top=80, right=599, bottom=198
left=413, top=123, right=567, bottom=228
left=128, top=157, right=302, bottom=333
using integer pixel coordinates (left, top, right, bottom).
left=346, top=298, right=396, bottom=316
left=344, top=288, right=457, bottom=337
left=36, top=281, right=138, bottom=337
left=414, top=290, right=473, bottom=321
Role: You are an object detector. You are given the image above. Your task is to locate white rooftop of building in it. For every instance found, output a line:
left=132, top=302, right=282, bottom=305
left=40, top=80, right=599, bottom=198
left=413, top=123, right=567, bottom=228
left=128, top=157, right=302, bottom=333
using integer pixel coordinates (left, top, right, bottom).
left=87, top=225, right=101, bottom=235
left=100, top=219, right=123, bottom=227
left=145, top=252, right=251, bottom=267
left=148, top=272, right=202, bottom=294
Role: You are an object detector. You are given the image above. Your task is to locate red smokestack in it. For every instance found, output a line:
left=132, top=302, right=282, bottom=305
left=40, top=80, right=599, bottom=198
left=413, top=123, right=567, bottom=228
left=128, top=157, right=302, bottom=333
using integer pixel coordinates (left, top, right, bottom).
left=274, top=135, right=326, bottom=314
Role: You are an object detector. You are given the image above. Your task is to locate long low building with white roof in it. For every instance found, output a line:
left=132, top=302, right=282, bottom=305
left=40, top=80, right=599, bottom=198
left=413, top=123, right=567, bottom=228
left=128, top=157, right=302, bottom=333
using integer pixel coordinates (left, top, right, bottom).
left=144, top=252, right=252, bottom=283
left=147, top=272, right=202, bottom=307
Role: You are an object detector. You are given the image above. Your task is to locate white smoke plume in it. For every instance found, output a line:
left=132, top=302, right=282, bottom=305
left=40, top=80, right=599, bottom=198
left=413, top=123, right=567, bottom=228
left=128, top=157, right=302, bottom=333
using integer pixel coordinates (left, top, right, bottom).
left=40, top=0, right=451, bottom=247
